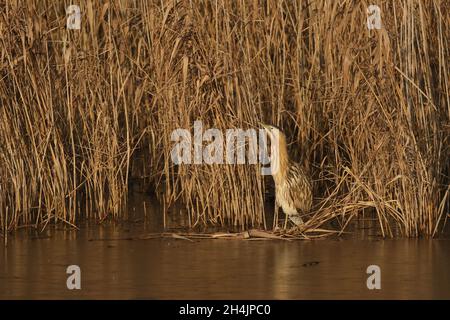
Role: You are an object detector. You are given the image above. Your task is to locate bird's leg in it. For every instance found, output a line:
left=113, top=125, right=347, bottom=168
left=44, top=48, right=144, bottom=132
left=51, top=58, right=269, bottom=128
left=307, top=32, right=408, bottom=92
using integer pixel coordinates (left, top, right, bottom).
left=284, top=213, right=289, bottom=229
left=273, top=204, right=279, bottom=230
left=288, top=214, right=304, bottom=228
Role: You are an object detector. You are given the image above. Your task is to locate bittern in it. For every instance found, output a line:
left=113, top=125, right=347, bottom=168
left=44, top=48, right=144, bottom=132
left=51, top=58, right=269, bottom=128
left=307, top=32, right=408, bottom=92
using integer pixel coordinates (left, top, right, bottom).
left=262, top=124, right=312, bottom=227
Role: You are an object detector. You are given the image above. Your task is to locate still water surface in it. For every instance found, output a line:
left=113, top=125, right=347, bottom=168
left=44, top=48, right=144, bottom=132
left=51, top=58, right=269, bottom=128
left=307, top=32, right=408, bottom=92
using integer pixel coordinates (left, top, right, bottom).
left=1, top=194, right=449, bottom=299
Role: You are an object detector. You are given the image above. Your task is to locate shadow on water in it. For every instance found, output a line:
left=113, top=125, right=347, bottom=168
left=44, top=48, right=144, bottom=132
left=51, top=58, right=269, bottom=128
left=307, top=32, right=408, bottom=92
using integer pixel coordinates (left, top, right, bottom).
left=0, top=192, right=449, bottom=299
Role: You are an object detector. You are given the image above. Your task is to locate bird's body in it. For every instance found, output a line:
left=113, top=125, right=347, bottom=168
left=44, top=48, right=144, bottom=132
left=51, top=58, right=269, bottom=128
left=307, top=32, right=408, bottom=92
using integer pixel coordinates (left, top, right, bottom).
left=274, top=162, right=312, bottom=217
left=263, top=124, right=312, bottom=227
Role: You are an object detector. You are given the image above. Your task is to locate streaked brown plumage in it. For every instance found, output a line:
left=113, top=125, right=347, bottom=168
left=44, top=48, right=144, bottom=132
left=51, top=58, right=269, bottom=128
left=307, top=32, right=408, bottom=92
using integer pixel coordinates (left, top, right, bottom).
left=263, top=124, right=312, bottom=227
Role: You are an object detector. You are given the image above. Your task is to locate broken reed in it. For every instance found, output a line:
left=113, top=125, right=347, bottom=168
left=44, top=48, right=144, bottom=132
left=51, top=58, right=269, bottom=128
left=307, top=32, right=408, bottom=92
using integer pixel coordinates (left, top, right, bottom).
left=0, top=0, right=448, bottom=237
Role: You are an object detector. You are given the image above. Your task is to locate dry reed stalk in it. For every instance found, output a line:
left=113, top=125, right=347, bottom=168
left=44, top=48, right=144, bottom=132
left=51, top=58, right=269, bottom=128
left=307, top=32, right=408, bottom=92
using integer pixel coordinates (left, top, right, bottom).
left=0, top=0, right=448, bottom=238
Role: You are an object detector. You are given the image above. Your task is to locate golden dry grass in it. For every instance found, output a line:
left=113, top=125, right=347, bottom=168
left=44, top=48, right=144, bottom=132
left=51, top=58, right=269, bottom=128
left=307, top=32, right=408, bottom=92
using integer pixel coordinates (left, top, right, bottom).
left=0, top=0, right=448, bottom=237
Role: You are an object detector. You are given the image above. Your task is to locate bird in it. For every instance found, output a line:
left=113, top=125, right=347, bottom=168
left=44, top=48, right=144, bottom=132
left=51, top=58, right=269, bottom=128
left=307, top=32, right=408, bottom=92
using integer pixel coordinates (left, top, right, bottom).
left=262, top=123, right=313, bottom=228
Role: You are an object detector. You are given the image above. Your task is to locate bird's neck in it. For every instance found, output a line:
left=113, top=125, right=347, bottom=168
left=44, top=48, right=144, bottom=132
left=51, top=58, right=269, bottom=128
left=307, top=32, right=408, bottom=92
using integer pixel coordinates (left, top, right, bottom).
left=271, top=135, right=289, bottom=184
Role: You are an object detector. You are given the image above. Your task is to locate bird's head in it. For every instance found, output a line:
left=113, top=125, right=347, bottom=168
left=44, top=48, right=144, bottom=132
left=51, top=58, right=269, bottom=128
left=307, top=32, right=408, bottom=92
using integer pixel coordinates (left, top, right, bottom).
left=261, top=123, right=283, bottom=142
left=261, top=123, right=288, bottom=177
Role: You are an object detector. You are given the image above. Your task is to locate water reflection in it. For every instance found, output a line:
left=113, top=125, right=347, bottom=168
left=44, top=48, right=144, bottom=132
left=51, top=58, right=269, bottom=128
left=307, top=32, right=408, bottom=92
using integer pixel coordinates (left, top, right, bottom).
left=0, top=194, right=449, bottom=299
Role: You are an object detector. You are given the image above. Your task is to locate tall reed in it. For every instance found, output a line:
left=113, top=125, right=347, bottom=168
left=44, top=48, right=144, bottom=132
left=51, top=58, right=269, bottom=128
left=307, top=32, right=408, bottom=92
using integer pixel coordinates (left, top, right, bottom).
left=0, top=0, right=448, bottom=237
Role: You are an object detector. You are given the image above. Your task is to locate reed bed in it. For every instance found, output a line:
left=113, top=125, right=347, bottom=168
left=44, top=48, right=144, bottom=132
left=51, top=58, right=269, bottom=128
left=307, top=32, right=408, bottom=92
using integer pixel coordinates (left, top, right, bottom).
left=0, top=0, right=448, bottom=238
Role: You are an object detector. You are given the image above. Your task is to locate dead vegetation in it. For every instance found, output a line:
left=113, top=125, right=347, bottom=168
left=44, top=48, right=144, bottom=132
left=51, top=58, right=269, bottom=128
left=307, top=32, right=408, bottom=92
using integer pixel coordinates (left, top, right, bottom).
left=0, top=0, right=448, bottom=238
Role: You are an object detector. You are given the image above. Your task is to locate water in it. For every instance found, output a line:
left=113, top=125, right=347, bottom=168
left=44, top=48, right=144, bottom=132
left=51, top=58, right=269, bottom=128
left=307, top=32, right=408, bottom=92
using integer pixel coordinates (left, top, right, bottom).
left=1, top=193, right=449, bottom=299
